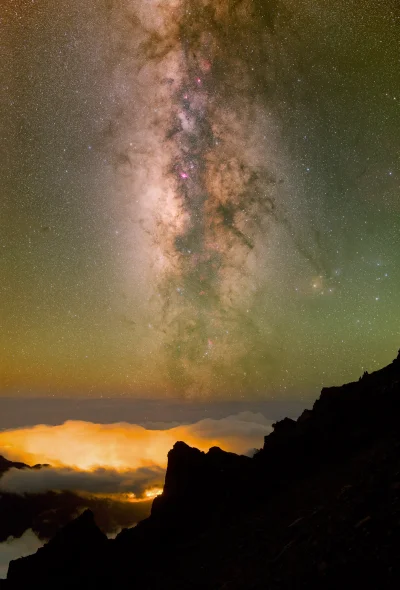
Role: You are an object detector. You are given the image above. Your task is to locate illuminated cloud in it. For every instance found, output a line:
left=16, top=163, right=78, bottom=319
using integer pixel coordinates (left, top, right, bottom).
left=0, top=412, right=272, bottom=471
left=0, top=413, right=272, bottom=499
left=0, top=466, right=164, bottom=498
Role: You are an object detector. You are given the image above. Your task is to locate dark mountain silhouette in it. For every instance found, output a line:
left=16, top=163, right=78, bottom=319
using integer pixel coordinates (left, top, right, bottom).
left=7, top=510, right=108, bottom=584
left=0, top=458, right=152, bottom=546
left=5, top=351, right=400, bottom=588
left=0, top=457, right=29, bottom=476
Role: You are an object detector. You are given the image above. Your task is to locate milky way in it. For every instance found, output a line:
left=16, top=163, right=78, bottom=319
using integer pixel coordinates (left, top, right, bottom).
left=104, top=0, right=330, bottom=395
left=2, top=0, right=400, bottom=398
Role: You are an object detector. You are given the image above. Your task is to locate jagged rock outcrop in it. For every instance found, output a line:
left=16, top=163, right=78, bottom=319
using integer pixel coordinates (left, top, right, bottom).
left=161, top=441, right=252, bottom=500
left=254, top=351, right=400, bottom=480
left=0, top=456, right=49, bottom=476
left=5, top=351, right=400, bottom=589
left=0, top=458, right=152, bottom=546
left=151, top=442, right=252, bottom=523
left=113, top=442, right=253, bottom=556
left=0, top=456, right=29, bottom=476
left=7, top=510, right=108, bottom=586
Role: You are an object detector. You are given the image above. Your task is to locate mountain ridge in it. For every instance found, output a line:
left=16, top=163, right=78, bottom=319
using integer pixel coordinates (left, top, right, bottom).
left=5, top=351, right=400, bottom=588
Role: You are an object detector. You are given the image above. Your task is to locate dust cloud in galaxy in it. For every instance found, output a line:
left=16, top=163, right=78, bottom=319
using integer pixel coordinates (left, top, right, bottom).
left=102, top=0, right=329, bottom=396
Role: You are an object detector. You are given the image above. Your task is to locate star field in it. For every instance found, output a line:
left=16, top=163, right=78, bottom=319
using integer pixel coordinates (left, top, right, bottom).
left=1, top=0, right=399, bottom=399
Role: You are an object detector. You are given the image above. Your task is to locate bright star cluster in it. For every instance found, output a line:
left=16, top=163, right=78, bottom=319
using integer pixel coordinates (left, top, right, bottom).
left=1, top=0, right=399, bottom=400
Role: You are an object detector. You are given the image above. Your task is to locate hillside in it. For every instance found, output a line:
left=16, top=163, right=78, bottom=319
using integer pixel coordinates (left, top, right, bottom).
left=5, top=351, right=400, bottom=588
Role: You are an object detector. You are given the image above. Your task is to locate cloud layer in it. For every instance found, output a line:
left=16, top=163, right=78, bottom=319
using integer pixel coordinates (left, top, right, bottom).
left=0, top=412, right=272, bottom=471
left=0, top=530, right=43, bottom=579
left=0, top=465, right=165, bottom=498
left=0, top=412, right=273, bottom=496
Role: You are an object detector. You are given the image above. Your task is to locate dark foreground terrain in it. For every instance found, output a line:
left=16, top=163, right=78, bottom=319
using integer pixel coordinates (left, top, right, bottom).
left=0, top=456, right=152, bottom=548
left=4, top=352, right=400, bottom=588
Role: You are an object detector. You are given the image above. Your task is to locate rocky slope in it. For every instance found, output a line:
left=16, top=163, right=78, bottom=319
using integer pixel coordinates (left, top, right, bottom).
left=5, top=351, right=400, bottom=588
left=0, top=457, right=30, bottom=476
left=0, top=458, right=152, bottom=548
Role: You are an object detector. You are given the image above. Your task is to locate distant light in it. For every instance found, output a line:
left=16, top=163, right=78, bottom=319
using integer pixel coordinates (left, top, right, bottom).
left=144, top=487, right=163, bottom=499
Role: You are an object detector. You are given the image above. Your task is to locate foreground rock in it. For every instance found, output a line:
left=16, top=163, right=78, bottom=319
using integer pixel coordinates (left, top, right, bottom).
left=7, top=510, right=108, bottom=586
left=6, top=351, right=400, bottom=588
left=0, top=456, right=31, bottom=477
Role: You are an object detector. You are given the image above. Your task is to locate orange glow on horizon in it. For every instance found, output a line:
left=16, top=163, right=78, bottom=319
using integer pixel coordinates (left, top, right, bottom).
left=0, top=414, right=268, bottom=472
left=0, top=421, right=223, bottom=471
left=0, top=414, right=270, bottom=499
left=144, top=487, right=163, bottom=498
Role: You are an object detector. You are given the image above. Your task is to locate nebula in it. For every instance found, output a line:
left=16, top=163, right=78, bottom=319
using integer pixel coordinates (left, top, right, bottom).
left=100, top=0, right=332, bottom=396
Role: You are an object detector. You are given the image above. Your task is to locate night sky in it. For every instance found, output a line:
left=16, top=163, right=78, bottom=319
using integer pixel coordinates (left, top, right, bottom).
left=2, top=0, right=400, bottom=399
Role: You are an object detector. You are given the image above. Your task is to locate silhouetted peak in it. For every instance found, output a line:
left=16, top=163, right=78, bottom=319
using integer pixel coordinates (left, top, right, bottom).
left=208, top=445, right=224, bottom=454
left=297, top=409, right=312, bottom=423
left=73, top=508, right=95, bottom=526
left=168, top=440, right=203, bottom=460
left=7, top=351, right=400, bottom=589
left=35, top=509, right=106, bottom=551
left=258, top=350, right=400, bottom=474
left=150, top=437, right=252, bottom=525
left=272, top=417, right=296, bottom=433
left=0, top=455, right=29, bottom=475
left=171, top=440, right=190, bottom=451
left=7, top=509, right=108, bottom=584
